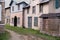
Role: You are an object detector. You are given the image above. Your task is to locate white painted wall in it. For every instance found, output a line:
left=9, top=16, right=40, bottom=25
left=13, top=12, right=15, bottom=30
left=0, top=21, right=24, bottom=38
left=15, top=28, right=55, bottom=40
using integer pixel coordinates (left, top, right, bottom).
left=11, top=2, right=27, bottom=13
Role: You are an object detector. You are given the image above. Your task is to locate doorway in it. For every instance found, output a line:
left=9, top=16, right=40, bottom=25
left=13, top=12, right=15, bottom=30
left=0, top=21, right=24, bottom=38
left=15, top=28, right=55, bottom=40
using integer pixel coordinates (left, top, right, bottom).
left=14, top=16, right=17, bottom=26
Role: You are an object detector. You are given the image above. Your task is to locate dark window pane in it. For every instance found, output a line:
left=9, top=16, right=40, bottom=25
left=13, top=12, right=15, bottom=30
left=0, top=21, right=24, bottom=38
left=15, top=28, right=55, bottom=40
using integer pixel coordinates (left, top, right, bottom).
left=34, top=17, right=38, bottom=26
left=32, top=6, right=36, bottom=13
left=55, top=0, right=60, bottom=9
left=18, top=4, right=20, bottom=10
left=28, top=17, right=32, bottom=28
left=17, top=17, right=20, bottom=24
left=39, top=5, right=43, bottom=12
left=27, top=8, right=29, bottom=14
left=12, top=6, right=14, bottom=11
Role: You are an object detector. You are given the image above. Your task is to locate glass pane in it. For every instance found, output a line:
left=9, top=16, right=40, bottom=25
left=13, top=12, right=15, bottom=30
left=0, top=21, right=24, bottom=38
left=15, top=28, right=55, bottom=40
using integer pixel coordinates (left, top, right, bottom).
left=34, top=17, right=38, bottom=26
left=55, top=0, right=60, bottom=9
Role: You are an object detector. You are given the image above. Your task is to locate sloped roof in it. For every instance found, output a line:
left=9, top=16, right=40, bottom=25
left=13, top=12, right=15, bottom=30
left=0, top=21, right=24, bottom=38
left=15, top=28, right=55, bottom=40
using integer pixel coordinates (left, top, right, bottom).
left=23, top=5, right=30, bottom=9
left=9, top=0, right=28, bottom=6
left=40, top=13, right=60, bottom=18
left=16, top=1, right=28, bottom=5
left=5, top=6, right=10, bottom=9
left=9, top=0, right=17, bottom=6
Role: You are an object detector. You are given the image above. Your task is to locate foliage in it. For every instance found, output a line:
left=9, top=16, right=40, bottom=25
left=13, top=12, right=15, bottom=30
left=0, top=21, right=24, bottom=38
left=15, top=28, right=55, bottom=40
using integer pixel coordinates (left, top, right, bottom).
left=5, top=24, right=60, bottom=40
left=0, top=31, right=10, bottom=40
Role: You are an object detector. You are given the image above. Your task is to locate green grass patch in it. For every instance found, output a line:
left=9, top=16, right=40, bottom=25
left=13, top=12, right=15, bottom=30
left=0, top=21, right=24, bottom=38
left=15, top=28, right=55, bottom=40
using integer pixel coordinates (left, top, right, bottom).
left=0, top=31, right=10, bottom=40
left=5, top=24, right=60, bottom=40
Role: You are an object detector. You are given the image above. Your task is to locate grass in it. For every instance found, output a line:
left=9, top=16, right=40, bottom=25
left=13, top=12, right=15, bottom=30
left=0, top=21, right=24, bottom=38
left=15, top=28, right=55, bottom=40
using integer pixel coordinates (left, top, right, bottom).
left=0, top=31, right=10, bottom=40
left=5, top=24, right=60, bottom=40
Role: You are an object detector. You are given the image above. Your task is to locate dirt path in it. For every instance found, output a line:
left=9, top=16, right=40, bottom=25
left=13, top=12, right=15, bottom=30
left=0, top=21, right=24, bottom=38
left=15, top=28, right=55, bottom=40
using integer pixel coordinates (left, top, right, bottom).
left=6, top=29, right=22, bottom=40
left=6, top=29, right=44, bottom=40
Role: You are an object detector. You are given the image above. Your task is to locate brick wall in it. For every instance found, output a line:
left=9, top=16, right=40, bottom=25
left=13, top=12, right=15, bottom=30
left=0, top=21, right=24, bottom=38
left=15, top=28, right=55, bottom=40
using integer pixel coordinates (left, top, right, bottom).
left=0, top=2, right=5, bottom=33
left=41, top=18, right=60, bottom=36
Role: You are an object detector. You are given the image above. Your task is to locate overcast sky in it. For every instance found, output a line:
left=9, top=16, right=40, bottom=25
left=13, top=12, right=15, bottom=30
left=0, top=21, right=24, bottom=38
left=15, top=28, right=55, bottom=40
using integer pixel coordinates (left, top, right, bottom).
left=5, top=0, right=30, bottom=8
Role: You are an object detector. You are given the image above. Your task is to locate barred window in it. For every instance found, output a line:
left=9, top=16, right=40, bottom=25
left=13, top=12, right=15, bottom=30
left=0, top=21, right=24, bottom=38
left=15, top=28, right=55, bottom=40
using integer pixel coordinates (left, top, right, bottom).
left=32, top=6, right=36, bottom=13
left=17, top=17, right=20, bottom=24
left=28, top=17, right=32, bottom=28
left=12, top=6, right=14, bottom=11
left=55, top=0, right=60, bottom=9
left=12, top=18, right=14, bottom=23
left=39, top=5, right=43, bottom=12
left=34, top=17, right=38, bottom=26
left=18, top=4, right=20, bottom=10
left=27, top=8, right=29, bottom=14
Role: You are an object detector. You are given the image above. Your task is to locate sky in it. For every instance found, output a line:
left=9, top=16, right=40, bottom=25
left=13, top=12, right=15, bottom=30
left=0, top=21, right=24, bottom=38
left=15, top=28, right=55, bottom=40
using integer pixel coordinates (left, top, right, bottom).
left=5, top=0, right=30, bottom=8
left=5, top=0, right=11, bottom=8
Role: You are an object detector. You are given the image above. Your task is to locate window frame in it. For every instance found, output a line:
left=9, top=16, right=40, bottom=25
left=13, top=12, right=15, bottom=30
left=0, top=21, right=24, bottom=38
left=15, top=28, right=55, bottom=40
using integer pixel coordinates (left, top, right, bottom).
left=34, top=17, right=38, bottom=26
left=39, top=4, right=43, bottom=13
left=32, top=6, right=36, bottom=14
left=18, top=4, right=20, bottom=10
left=12, top=6, right=14, bottom=11
left=27, top=8, right=29, bottom=14
left=17, top=17, right=20, bottom=24
left=12, top=18, right=14, bottom=23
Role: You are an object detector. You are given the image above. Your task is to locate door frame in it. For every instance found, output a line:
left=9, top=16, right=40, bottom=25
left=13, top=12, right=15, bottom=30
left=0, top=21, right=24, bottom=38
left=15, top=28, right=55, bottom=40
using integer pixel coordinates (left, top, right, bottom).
left=14, top=16, right=17, bottom=26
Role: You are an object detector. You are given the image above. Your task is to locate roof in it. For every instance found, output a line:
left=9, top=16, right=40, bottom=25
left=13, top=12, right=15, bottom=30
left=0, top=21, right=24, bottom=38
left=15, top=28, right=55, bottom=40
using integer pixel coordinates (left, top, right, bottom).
left=23, top=5, right=30, bottom=9
left=40, top=13, right=60, bottom=18
left=39, top=0, right=49, bottom=5
left=9, top=0, right=28, bottom=6
left=9, top=0, right=17, bottom=6
left=16, top=1, right=28, bottom=5
left=5, top=7, right=10, bottom=9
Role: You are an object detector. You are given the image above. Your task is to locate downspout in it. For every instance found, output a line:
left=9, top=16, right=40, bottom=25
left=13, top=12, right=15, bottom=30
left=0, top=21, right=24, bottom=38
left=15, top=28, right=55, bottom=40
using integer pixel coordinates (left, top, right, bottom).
left=22, top=8, right=25, bottom=28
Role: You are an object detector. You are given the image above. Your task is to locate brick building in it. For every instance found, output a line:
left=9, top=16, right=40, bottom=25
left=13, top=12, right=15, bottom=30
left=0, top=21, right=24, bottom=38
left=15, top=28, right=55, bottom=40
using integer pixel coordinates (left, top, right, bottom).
left=5, top=7, right=10, bottom=24
left=23, top=0, right=60, bottom=36
left=0, top=0, right=5, bottom=33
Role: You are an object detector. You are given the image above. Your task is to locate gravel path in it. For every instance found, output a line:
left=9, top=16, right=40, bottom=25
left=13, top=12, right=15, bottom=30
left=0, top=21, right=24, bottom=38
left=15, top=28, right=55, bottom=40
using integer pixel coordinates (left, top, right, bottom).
left=6, top=29, right=22, bottom=40
left=6, top=29, right=44, bottom=40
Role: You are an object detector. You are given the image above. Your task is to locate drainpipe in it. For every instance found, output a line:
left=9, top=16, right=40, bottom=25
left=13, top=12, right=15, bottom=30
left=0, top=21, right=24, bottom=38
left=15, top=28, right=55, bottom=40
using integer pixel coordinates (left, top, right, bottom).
left=22, top=8, right=25, bottom=28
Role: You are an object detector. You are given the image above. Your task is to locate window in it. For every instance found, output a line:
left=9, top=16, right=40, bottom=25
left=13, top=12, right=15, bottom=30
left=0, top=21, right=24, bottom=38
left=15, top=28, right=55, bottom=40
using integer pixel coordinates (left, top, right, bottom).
left=28, top=17, right=32, bottom=28
left=32, top=6, right=36, bottom=13
left=27, top=8, right=29, bottom=14
left=55, top=0, right=60, bottom=9
left=7, top=19, right=8, bottom=23
left=18, top=4, right=20, bottom=10
left=39, top=5, right=43, bottom=12
left=12, top=18, right=14, bottom=23
left=17, top=17, right=20, bottom=24
left=34, top=17, right=38, bottom=26
left=12, top=6, right=14, bottom=11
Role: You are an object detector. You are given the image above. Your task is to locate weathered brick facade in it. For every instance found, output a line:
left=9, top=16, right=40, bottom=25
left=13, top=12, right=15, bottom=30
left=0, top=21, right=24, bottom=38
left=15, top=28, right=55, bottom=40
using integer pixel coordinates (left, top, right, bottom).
left=40, top=14, right=60, bottom=36
left=0, top=1, right=5, bottom=33
left=42, top=18, right=59, bottom=36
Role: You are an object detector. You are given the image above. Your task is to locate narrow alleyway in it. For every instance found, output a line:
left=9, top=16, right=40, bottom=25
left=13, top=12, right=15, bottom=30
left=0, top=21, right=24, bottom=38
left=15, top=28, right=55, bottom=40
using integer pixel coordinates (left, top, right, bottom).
left=6, top=29, right=44, bottom=40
